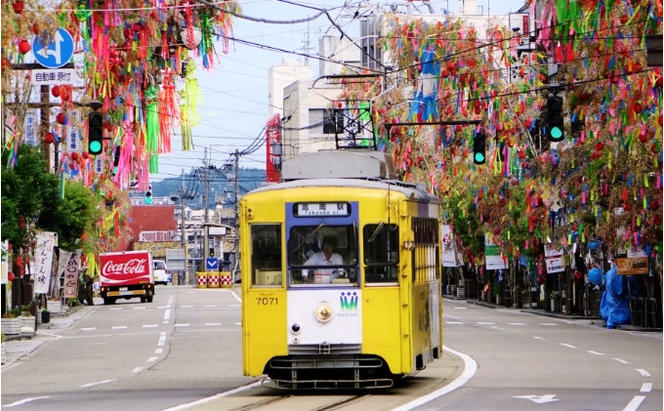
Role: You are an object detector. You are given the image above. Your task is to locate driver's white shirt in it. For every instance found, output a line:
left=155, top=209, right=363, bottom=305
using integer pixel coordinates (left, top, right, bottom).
left=303, top=252, right=343, bottom=281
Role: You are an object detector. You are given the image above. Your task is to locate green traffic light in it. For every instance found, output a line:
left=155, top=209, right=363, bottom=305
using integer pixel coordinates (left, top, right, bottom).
left=474, top=152, right=485, bottom=164
left=550, top=126, right=563, bottom=141
left=89, top=141, right=102, bottom=154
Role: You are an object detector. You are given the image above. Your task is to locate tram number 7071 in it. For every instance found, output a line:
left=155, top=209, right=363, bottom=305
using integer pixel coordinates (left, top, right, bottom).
left=256, top=297, right=279, bottom=306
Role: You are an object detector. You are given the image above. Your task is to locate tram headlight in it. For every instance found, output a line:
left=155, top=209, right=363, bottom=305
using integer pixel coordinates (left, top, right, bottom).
left=291, top=323, right=301, bottom=333
left=314, top=302, right=333, bottom=323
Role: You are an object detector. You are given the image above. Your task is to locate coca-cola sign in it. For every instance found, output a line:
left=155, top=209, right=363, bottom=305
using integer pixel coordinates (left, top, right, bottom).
left=99, top=251, right=152, bottom=286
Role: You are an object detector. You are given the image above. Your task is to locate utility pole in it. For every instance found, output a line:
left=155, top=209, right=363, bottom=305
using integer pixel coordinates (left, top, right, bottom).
left=233, top=149, right=240, bottom=281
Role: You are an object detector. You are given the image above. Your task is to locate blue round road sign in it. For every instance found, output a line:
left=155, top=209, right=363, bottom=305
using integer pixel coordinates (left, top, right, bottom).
left=32, top=28, right=74, bottom=69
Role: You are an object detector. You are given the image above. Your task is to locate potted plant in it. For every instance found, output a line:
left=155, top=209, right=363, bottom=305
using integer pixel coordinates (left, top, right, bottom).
left=1, top=308, right=22, bottom=335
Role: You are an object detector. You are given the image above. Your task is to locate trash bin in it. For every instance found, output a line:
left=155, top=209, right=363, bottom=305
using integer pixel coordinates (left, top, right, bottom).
left=41, top=310, right=50, bottom=324
left=220, top=272, right=232, bottom=288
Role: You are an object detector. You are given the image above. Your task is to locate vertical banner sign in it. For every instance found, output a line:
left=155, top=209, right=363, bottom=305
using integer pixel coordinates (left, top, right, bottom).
left=265, top=114, right=281, bottom=183
left=1, top=240, right=8, bottom=285
left=33, top=232, right=57, bottom=294
left=65, top=109, right=83, bottom=152
left=24, top=109, right=40, bottom=146
left=63, top=250, right=81, bottom=299
left=441, top=225, right=463, bottom=267
left=485, top=234, right=508, bottom=270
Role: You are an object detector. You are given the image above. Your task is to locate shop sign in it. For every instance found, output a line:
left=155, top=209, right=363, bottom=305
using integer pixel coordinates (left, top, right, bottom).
left=616, top=257, right=649, bottom=275
left=545, top=256, right=565, bottom=274
left=485, top=234, right=508, bottom=270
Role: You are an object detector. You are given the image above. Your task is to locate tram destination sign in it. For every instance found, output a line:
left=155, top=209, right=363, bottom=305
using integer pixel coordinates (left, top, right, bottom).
left=295, top=202, right=350, bottom=217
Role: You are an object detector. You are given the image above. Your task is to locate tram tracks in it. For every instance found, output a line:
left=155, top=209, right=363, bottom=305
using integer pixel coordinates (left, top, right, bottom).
left=225, top=393, right=368, bottom=411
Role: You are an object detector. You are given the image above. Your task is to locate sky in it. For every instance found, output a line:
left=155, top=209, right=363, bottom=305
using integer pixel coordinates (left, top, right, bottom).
left=153, top=0, right=527, bottom=181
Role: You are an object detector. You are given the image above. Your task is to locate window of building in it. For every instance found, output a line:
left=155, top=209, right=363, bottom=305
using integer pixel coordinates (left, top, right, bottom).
left=309, top=108, right=343, bottom=135
left=251, top=224, right=282, bottom=286
left=363, top=223, right=399, bottom=284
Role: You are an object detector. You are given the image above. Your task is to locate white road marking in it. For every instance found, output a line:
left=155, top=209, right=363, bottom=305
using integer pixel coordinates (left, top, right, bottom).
left=204, top=304, right=218, bottom=308
left=2, top=396, right=52, bottom=408
left=640, top=383, right=652, bottom=393
left=513, top=394, right=560, bottom=404
left=230, top=289, right=242, bottom=303
left=180, top=305, right=193, bottom=309
left=110, top=307, right=122, bottom=311
left=392, top=345, right=477, bottom=411
left=559, top=343, right=577, bottom=349
left=157, top=305, right=170, bottom=309
left=174, top=323, right=190, bottom=327
left=146, top=356, right=158, bottom=363
left=80, top=379, right=117, bottom=388
left=540, top=322, right=558, bottom=326
left=158, top=332, right=167, bottom=347
left=636, top=369, right=651, bottom=377
left=155, top=348, right=163, bottom=354
left=133, top=306, right=146, bottom=310
left=453, top=306, right=467, bottom=310
left=132, top=366, right=145, bottom=373
left=143, top=324, right=158, bottom=328
left=80, top=327, right=96, bottom=331
left=228, top=304, right=241, bottom=307
left=234, top=322, right=241, bottom=325
left=111, top=326, right=128, bottom=330
left=588, top=350, right=605, bottom=356
left=205, top=322, right=222, bottom=326
left=613, top=358, right=631, bottom=364
left=622, top=395, right=646, bottom=411
left=509, top=322, right=527, bottom=326
left=160, top=381, right=263, bottom=411
left=446, top=321, right=464, bottom=325
left=533, top=336, right=545, bottom=340
left=163, top=309, right=171, bottom=323
left=477, top=321, right=495, bottom=325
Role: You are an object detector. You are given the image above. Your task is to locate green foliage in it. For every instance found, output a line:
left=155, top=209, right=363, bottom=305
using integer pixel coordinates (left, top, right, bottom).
left=39, top=180, right=101, bottom=251
left=444, top=193, right=484, bottom=258
left=1, top=145, right=58, bottom=249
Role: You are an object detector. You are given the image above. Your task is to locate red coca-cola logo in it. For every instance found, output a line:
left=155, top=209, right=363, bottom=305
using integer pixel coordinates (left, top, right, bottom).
left=102, top=258, right=147, bottom=275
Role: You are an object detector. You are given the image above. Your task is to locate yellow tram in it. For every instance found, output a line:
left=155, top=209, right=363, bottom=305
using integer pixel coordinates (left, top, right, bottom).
left=240, top=151, right=442, bottom=389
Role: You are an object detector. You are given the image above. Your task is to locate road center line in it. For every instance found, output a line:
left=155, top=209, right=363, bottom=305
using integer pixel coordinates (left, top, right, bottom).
left=640, top=383, right=652, bottom=392
left=613, top=358, right=631, bottom=364
left=143, top=324, right=158, bottom=328
left=174, top=323, right=190, bottom=327
left=622, top=395, right=646, bottom=411
left=446, top=321, right=464, bottom=325
left=509, top=322, right=527, bottom=326
left=80, top=379, right=117, bottom=388
left=559, top=343, right=577, bottom=349
left=477, top=321, right=495, bottom=325
left=2, top=396, right=52, bottom=408
left=636, top=369, right=651, bottom=377
left=80, top=327, right=96, bottom=331
left=205, top=322, right=222, bottom=326
left=133, top=306, right=146, bottom=310
left=112, top=326, right=128, bottom=330
left=533, top=336, right=545, bottom=340
left=588, top=350, right=605, bottom=356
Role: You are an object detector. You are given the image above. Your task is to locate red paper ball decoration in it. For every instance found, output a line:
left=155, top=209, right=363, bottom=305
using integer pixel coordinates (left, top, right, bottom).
left=44, top=132, right=55, bottom=143
left=56, top=112, right=66, bottom=124
left=31, top=22, right=39, bottom=34
left=12, top=1, right=24, bottom=14
left=71, top=152, right=79, bottom=161
left=51, top=85, right=61, bottom=97
left=82, top=152, right=89, bottom=160
left=18, top=39, right=31, bottom=54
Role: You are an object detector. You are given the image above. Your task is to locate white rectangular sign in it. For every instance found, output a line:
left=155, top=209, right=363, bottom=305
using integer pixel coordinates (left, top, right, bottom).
left=296, top=202, right=349, bottom=217
left=24, top=109, right=40, bottom=147
left=545, top=256, right=566, bottom=274
left=441, top=225, right=463, bottom=267
left=485, top=234, right=508, bottom=270
left=30, top=68, right=80, bottom=86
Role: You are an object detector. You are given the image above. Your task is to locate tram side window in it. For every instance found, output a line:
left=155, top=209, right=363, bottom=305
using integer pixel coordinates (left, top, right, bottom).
left=251, top=225, right=282, bottom=286
left=363, top=223, right=399, bottom=283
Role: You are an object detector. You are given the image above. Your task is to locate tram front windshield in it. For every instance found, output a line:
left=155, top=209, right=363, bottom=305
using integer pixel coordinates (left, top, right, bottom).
left=288, top=225, right=358, bottom=285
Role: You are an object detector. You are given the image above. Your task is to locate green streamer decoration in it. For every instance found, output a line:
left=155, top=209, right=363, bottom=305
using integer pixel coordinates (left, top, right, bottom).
left=145, top=85, right=160, bottom=174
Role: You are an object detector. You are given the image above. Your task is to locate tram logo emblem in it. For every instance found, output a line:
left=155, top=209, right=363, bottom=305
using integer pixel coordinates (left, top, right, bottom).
left=339, top=291, right=358, bottom=312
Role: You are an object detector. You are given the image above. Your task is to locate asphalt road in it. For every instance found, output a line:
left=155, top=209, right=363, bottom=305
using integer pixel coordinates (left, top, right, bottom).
left=2, top=289, right=661, bottom=411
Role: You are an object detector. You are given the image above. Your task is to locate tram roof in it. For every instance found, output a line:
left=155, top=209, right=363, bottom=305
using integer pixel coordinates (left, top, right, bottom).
left=249, top=178, right=439, bottom=203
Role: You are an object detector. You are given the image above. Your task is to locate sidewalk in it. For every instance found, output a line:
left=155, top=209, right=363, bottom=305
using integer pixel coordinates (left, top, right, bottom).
left=445, top=295, right=662, bottom=332
left=1, top=300, right=97, bottom=369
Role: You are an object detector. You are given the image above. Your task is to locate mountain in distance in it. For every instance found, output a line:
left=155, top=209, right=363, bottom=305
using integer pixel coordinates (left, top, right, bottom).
left=147, top=168, right=266, bottom=208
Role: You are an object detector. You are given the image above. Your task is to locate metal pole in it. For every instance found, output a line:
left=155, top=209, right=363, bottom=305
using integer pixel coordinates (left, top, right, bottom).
left=202, top=148, right=210, bottom=272
left=180, top=170, right=188, bottom=285
left=233, top=149, right=239, bottom=281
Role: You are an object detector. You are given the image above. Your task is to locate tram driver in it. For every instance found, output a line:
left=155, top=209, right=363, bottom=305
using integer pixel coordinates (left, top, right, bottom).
left=302, top=236, right=344, bottom=283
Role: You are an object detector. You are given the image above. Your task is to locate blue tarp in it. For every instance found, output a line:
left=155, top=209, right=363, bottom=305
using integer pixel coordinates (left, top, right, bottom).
left=599, top=266, right=631, bottom=328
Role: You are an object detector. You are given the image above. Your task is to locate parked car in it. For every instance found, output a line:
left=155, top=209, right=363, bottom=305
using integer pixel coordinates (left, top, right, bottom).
left=153, top=260, right=170, bottom=285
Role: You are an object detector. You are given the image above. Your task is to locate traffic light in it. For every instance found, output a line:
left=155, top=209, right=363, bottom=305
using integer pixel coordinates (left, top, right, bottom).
left=145, top=185, right=152, bottom=204
left=473, top=131, right=486, bottom=165
left=546, top=95, right=564, bottom=142
left=88, top=111, right=103, bottom=155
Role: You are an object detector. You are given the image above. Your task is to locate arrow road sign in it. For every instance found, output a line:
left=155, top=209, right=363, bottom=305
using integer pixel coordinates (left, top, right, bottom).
left=513, top=394, right=560, bottom=404
left=206, top=257, right=219, bottom=270
left=32, top=28, right=74, bottom=69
